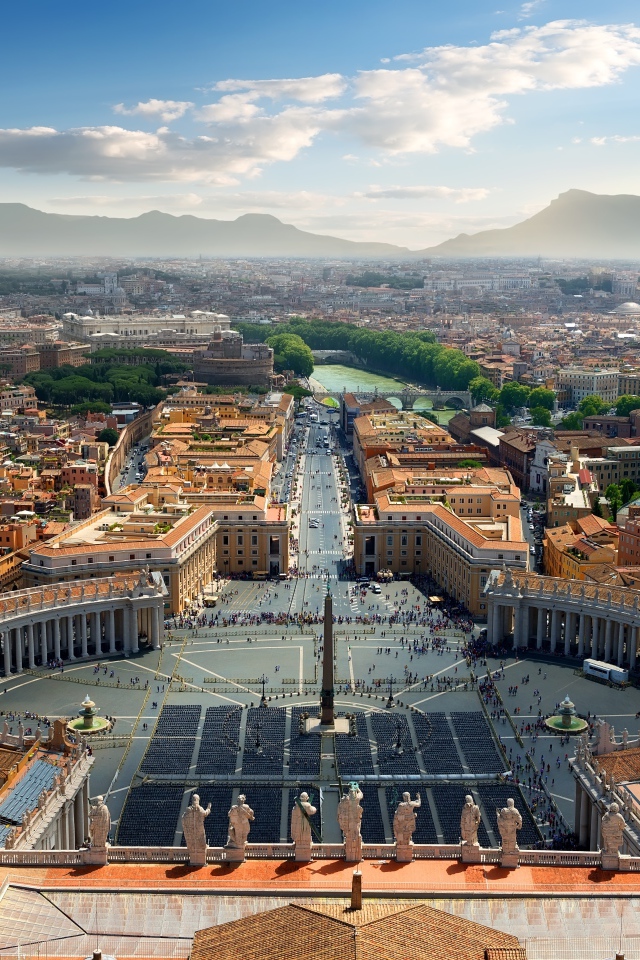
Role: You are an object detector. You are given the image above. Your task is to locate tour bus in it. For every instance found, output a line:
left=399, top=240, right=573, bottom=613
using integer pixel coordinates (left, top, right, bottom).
left=583, top=658, right=628, bottom=685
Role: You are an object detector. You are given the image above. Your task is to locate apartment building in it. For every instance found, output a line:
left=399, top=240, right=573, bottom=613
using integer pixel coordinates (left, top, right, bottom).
left=352, top=411, right=454, bottom=478
left=22, top=499, right=217, bottom=615
left=556, top=367, right=619, bottom=406
left=352, top=476, right=528, bottom=616
left=543, top=515, right=618, bottom=580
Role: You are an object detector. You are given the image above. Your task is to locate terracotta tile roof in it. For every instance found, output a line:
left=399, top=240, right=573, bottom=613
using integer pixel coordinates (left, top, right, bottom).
left=597, top=747, right=640, bottom=783
left=576, top=514, right=614, bottom=537
left=191, top=902, right=524, bottom=960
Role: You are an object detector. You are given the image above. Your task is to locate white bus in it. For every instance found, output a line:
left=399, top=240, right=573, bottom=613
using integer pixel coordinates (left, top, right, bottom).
left=583, top=658, right=628, bottom=685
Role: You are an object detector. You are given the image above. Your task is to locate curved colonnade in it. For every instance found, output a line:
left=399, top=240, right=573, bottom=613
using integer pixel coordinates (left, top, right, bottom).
left=485, top=569, right=640, bottom=668
left=0, top=574, right=164, bottom=676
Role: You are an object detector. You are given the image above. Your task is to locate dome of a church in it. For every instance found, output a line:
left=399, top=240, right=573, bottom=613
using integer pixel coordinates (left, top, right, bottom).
left=612, top=301, right=640, bottom=315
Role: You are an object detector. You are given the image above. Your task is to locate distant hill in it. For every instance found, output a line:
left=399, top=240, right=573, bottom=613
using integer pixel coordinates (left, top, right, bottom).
left=419, top=190, right=640, bottom=258
left=0, top=204, right=408, bottom=258
left=3, top=191, right=640, bottom=259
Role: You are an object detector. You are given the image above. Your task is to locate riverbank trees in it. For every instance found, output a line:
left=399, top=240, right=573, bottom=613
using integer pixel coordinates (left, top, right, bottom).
left=234, top=319, right=480, bottom=391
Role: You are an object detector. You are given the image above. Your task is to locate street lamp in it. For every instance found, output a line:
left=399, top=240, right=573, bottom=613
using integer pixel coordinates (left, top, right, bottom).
left=255, top=721, right=263, bottom=754
left=386, top=676, right=396, bottom=709
left=259, top=674, right=268, bottom=708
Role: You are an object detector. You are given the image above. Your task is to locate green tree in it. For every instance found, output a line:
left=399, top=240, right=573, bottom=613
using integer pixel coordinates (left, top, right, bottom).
left=499, top=381, right=531, bottom=413
left=285, top=380, right=313, bottom=401
left=530, top=406, right=552, bottom=427
left=620, top=478, right=638, bottom=504
left=97, top=428, right=119, bottom=446
left=266, top=333, right=314, bottom=377
left=495, top=403, right=511, bottom=428
left=615, top=395, right=640, bottom=418
left=592, top=497, right=603, bottom=518
left=457, top=459, right=483, bottom=469
left=605, top=483, right=623, bottom=519
left=528, top=387, right=555, bottom=411
left=468, top=376, right=499, bottom=404
left=70, top=401, right=112, bottom=416
left=559, top=411, right=584, bottom=430
left=578, top=394, right=610, bottom=416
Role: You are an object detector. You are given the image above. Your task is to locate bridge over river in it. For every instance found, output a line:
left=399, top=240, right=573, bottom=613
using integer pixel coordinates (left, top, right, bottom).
left=312, top=385, right=471, bottom=411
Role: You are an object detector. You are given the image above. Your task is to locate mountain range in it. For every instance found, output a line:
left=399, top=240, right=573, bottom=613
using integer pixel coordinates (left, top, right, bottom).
left=1, top=190, right=640, bottom=258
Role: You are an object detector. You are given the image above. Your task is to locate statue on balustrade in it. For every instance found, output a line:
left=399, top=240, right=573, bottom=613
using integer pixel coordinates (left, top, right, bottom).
left=460, top=794, right=481, bottom=847
left=227, top=794, right=255, bottom=849
left=89, top=796, right=111, bottom=849
left=291, top=792, right=317, bottom=860
left=182, top=793, right=211, bottom=866
left=393, top=792, right=421, bottom=846
left=337, top=782, right=363, bottom=861
left=496, top=798, right=522, bottom=855
left=601, top=802, right=626, bottom=858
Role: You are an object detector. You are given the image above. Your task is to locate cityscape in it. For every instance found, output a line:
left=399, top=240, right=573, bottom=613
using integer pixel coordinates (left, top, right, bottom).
left=3, top=1, right=640, bottom=959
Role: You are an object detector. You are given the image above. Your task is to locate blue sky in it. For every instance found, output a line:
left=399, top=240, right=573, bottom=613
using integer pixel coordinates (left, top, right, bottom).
left=2, top=0, right=640, bottom=247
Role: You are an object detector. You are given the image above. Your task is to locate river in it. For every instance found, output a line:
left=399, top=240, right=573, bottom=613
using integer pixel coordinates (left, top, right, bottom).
left=309, top=364, right=460, bottom=424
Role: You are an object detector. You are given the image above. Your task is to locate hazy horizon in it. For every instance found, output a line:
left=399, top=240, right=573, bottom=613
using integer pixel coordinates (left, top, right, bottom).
left=2, top=1, right=640, bottom=247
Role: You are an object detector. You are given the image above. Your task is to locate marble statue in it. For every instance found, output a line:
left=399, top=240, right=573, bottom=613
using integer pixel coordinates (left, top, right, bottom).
left=496, top=798, right=522, bottom=855
left=227, top=794, right=254, bottom=849
left=601, top=802, right=626, bottom=858
left=89, top=796, right=111, bottom=848
left=337, top=782, right=363, bottom=861
left=291, top=792, right=317, bottom=860
left=460, top=794, right=481, bottom=846
left=182, top=793, right=211, bottom=865
left=393, top=792, right=421, bottom=846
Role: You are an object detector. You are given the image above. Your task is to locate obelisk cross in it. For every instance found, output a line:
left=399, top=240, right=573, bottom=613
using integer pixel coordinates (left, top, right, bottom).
left=320, top=582, right=335, bottom=726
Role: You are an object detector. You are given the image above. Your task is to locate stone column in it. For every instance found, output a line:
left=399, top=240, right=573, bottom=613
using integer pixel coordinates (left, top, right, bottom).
left=107, top=608, right=116, bottom=654
left=67, top=803, right=75, bottom=850
left=74, top=789, right=84, bottom=847
left=486, top=599, right=495, bottom=645
left=27, top=623, right=35, bottom=669
left=66, top=615, right=75, bottom=660
left=630, top=626, right=638, bottom=670
left=550, top=609, right=559, bottom=653
left=604, top=618, right=613, bottom=663
left=521, top=604, right=530, bottom=650
left=492, top=603, right=501, bottom=646
left=579, top=787, right=590, bottom=847
left=513, top=604, right=523, bottom=650
left=150, top=605, right=160, bottom=650
left=564, top=612, right=573, bottom=656
left=53, top=618, right=61, bottom=661
left=592, top=618, right=600, bottom=658
left=39, top=620, right=47, bottom=665
left=590, top=802, right=599, bottom=850
left=14, top=629, right=22, bottom=673
left=2, top=631, right=10, bottom=677
left=616, top=622, right=625, bottom=666
left=129, top=605, right=139, bottom=655
left=536, top=607, right=545, bottom=649
left=578, top=612, right=586, bottom=657
left=91, top=611, right=101, bottom=655
left=574, top=780, right=582, bottom=835
left=80, top=615, right=88, bottom=658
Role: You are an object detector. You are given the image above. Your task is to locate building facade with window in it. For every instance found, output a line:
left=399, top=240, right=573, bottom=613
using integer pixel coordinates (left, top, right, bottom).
left=352, top=483, right=528, bottom=616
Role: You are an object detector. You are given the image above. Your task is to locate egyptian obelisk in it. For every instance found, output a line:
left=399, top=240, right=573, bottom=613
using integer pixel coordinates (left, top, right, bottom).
left=320, top=587, right=335, bottom=726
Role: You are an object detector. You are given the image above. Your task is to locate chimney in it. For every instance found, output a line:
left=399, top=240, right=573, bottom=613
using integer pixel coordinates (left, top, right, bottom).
left=351, top=870, right=362, bottom=910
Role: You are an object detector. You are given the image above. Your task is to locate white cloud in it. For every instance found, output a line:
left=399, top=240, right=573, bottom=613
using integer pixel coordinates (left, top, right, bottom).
left=211, top=74, right=346, bottom=102
left=0, top=22, right=639, bottom=183
left=0, top=111, right=323, bottom=183
left=113, top=99, right=193, bottom=122
left=519, top=1, right=545, bottom=19
left=360, top=185, right=490, bottom=202
left=589, top=134, right=640, bottom=145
